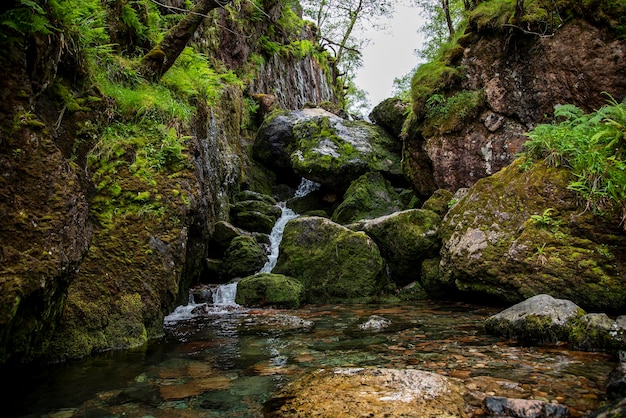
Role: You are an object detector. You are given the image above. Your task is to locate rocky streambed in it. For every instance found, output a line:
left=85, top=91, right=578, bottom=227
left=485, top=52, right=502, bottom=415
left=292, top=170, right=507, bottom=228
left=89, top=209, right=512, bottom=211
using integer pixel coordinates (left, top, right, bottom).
left=4, top=299, right=619, bottom=417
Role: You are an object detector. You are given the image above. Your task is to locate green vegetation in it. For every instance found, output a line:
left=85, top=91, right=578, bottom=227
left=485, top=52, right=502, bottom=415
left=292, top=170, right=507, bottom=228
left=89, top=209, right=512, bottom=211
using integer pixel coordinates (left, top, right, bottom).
left=522, top=98, right=626, bottom=223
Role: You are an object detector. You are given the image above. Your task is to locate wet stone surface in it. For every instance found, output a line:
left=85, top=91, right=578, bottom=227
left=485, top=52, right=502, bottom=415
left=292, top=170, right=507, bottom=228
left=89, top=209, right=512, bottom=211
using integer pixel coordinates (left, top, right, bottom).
left=4, top=301, right=617, bottom=417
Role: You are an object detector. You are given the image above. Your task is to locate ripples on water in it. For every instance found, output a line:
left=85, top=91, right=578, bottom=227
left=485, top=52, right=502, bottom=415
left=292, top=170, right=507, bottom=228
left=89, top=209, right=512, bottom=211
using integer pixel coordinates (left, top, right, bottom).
left=2, top=300, right=617, bottom=418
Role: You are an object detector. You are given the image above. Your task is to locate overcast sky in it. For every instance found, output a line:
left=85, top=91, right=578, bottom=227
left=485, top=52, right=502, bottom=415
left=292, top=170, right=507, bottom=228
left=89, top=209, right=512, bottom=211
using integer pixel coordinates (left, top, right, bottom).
left=353, top=4, right=427, bottom=112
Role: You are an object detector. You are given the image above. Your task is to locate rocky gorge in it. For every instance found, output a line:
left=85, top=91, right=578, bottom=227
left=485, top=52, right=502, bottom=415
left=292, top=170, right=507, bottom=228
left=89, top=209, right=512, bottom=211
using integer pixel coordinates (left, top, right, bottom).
left=1, top=0, right=626, bottom=416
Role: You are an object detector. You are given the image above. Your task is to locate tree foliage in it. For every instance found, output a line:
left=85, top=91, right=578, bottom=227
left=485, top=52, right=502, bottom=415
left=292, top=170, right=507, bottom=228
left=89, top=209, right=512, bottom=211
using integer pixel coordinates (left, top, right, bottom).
left=300, top=0, right=393, bottom=113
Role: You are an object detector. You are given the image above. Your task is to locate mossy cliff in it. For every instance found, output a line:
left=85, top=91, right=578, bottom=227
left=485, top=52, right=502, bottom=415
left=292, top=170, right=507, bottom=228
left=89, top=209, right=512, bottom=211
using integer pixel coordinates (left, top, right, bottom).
left=0, top=0, right=337, bottom=364
left=403, top=0, right=626, bottom=195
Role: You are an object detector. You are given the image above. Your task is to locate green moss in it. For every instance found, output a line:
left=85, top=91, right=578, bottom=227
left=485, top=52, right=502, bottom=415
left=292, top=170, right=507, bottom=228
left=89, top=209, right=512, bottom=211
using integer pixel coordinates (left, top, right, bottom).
left=235, top=273, right=305, bottom=309
left=411, top=61, right=461, bottom=118
left=423, top=90, right=486, bottom=135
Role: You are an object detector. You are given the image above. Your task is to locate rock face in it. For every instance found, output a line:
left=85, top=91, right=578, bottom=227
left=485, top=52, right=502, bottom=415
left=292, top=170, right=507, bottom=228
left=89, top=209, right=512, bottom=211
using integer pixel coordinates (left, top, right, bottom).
left=273, top=216, right=385, bottom=303
left=264, top=367, right=467, bottom=417
left=437, top=160, right=626, bottom=312
left=254, top=107, right=403, bottom=191
left=404, top=18, right=626, bottom=195
left=0, top=1, right=338, bottom=363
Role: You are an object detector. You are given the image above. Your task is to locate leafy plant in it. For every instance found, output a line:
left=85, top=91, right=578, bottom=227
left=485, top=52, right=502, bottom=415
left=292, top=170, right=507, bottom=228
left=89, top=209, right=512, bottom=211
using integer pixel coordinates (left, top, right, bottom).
left=522, top=97, right=626, bottom=224
left=530, top=208, right=561, bottom=229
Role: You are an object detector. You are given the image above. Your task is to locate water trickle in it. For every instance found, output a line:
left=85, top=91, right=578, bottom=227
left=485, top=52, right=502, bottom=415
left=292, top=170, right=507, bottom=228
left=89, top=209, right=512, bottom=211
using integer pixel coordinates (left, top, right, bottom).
left=165, top=178, right=320, bottom=321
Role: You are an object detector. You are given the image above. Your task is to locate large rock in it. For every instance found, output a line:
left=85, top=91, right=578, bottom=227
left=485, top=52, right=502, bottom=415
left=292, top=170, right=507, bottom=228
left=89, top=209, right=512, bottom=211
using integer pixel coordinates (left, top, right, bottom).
left=273, top=216, right=385, bottom=303
left=263, top=368, right=467, bottom=417
left=369, top=97, right=409, bottom=138
left=331, top=171, right=404, bottom=224
left=291, top=114, right=402, bottom=190
left=485, top=294, right=585, bottom=344
left=438, top=160, right=626, bottom=312
left=352, top=209, right=441, bottom=286
left=235, top=273, right=305, bottom=309
left=254, top=107, right=403, bottom=191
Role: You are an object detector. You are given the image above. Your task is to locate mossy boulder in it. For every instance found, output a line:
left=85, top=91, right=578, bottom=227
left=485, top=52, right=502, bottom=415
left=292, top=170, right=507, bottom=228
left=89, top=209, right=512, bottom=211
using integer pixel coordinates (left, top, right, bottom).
left=421, top=189, right=454, bottom=217
left=485, top=294, right=586, bottom=344
left=331, top=172, right=404, bottom=225
left=352, top=209, right=442, bottom=286
left=273, top=216, right=385, bottom=303
left=230, top=199, right=281, bottom=235
left=289, top=110, right=402, bottom=191
left=438, top=159, right=626, bottom=312
left=368, top=97, right=410, bottom=138
left=235, top=273, right=305, bottom=309
left=220, top=236, right=267, bottom=280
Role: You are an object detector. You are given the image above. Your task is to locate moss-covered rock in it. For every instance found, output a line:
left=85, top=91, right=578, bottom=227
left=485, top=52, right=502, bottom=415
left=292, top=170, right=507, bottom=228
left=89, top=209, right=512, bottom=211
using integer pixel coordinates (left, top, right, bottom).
left=568, top=313, right=626, bottom=352
left=485, top=294, right=586, bottom=344
left=331, top=172, right=404, bottom=225
left=352, top=209, right=441, bottom=286
left=438, top=159, right=626, bottom=312
left=235, top=273, right=304, bottom=309
left=290, top=111, right=402, bottom=191
left=368, top=97, right=410, bottom=138
left=421, top=189, right=454, bottom=217
left=273, top=216, right=385, bottom=303
left=221, top=236, right=267, bottom=280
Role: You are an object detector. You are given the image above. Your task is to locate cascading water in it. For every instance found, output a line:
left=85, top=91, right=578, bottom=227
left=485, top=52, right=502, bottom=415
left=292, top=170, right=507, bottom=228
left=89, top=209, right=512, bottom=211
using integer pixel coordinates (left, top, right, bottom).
left=165, top=178, right=320, bottom=322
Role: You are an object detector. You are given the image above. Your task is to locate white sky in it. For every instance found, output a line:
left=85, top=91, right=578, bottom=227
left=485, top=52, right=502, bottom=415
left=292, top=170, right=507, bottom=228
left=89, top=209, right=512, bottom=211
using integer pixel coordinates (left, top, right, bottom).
left=353, top=4, right=427, bottom=112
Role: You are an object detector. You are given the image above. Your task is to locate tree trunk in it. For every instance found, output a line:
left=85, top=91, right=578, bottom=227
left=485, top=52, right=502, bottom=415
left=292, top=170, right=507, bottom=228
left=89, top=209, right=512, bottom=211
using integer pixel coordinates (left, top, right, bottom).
left=139, top=0, right=231, bottom=81
left=441, top=0, right=455, bottom=37
left=514, top=0, right=525, bottom=24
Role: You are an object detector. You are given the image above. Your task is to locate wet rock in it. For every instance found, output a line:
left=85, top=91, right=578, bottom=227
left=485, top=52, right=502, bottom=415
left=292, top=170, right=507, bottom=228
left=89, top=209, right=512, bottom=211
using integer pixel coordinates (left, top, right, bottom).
left=484, top=396, right=569, bottom=418
left=239, top=313, right=313, bottom=335
left=331, top=171, right=404, bottom=224
left=235, top=273, right=305, bottom=309
left=485, top=294, right=585, bottom=344
left=263, top=367, right=467, bottom=417
left=586, top=397, right=626, bottom=418
left=273, top=216, right=385, bottom=303
left=353, top=209, right=441, bottom=286
left=607, top=358, right=626, bottom=401
left=569, top=313, right=625, bottom=352
left=358, top=315, right=392, bottom=332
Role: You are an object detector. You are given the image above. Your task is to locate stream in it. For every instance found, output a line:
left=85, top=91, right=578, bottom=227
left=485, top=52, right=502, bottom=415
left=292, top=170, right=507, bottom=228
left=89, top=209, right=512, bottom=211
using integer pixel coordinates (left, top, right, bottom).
left=2, top=180, right=619, bottom=417
left=3, top=299, right=616, bottom=417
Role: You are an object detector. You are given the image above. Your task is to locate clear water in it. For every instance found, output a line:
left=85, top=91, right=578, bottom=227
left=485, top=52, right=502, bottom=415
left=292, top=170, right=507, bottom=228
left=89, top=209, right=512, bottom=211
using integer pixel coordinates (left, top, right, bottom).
left=2, top=300, right=616, bottom=418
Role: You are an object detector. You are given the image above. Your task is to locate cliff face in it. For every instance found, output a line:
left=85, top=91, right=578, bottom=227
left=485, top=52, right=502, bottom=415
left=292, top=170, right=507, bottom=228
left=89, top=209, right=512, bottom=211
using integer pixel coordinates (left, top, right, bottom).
left=404, top=17, right=626, bottom=196
left=0, top=0, right=336, bottom=364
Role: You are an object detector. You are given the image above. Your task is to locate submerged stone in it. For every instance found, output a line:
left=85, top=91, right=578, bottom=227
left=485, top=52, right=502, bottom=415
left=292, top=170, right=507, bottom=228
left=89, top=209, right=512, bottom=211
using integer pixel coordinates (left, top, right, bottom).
left=263, top=367, right=467, bottom=417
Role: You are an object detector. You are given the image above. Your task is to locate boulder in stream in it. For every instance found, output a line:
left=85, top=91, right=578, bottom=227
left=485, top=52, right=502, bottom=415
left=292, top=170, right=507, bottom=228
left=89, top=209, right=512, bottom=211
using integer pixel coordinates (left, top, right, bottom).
left=263, top=367, right=467, bottom=417
left=273, top=216, right=385, bottom=303
left=235, top=273, right=305, bottom=309
left=485, top=294, right=585, bottom=344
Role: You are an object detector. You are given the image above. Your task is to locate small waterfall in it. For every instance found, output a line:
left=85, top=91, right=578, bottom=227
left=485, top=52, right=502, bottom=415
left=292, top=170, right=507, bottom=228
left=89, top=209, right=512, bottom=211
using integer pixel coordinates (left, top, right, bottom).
left=165, top=178, right=320, bottom=322
left=210, top=281, right=239, bottom=306
left=260, top=204, right=299, bottom=273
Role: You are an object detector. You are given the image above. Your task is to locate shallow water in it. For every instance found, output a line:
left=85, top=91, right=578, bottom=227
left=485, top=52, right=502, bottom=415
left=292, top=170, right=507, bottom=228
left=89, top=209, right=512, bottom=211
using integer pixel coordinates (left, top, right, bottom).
left=3, top=300, right=617, bottom=417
